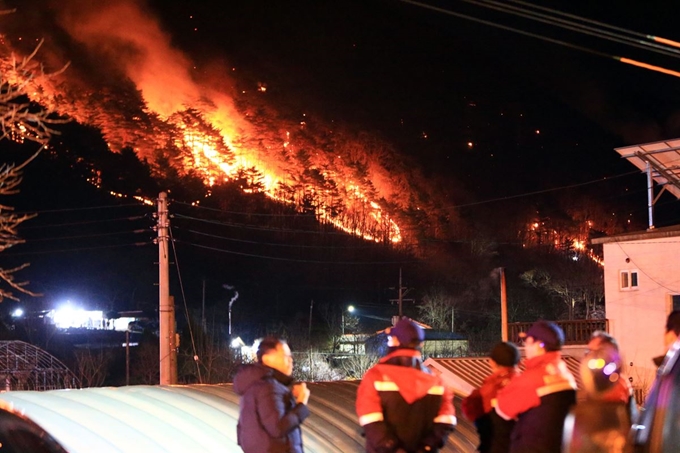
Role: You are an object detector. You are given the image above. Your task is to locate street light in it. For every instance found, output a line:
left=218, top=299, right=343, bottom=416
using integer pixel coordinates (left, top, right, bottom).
left=342, top=305, right=355, bottom=336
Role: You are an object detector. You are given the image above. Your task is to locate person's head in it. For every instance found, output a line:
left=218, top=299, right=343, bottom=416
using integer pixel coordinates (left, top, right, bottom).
left=257, top=337, right=293, bottom=376
left=520, top=320, right=564, bottom=359
left=489, top=341, right=520, bottom=370
left=665, top=311, right=680, bottom=349
left=587, top=330, right=619, bottom=353
left=387, top=317, right=425, bottom=350
left=580, top=342, right=623, bottom=398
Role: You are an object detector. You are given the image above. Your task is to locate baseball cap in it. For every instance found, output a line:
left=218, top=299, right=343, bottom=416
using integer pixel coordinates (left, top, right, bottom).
left=388, top=318, right=425, bottom=347
left=520, top=320, right=564, bottom=351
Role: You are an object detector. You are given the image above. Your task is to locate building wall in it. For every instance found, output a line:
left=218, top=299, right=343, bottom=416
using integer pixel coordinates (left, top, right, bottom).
left=603, top=235, right=680, bottom=388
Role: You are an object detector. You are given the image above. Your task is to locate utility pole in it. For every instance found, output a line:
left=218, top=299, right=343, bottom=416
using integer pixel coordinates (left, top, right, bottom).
left=500, top=267, right=508, bottom=342
left=389, top=268, right=413, bottom=319
left=157, top=192, right=177, bottom=385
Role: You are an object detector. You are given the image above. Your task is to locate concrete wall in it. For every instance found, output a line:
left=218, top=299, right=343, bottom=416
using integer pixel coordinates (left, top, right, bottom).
left=602, top=235, right=680, bottom=389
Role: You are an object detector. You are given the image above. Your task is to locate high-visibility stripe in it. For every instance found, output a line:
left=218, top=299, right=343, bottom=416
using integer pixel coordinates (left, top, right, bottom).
left=374, top=381, right=399, bottom=391
left=495, top=406, right=513, bottom=421
left=359, top=412, right=384, bottom=426
left=536, top=381, right=576, bottom=397
left=434, top=414, right=457, bottom=425
left=427, top=385, right=445, bottom=395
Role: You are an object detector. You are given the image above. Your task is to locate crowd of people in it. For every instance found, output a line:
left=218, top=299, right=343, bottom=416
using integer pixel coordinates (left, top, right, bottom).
left=232, top=312, right=680, bottom=453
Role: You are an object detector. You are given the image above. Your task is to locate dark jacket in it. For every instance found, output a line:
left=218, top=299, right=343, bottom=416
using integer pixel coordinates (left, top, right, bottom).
left=234, top=363, right=310, bottom=453
left=356, top=348, right=457, bottom=453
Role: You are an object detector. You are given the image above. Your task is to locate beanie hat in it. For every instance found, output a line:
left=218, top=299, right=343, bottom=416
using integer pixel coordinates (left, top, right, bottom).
left=522, top=320, right=564, bottom=351
left=388, top=318, right=425, bottom=347
left=490, top=341, right=520, bottom=367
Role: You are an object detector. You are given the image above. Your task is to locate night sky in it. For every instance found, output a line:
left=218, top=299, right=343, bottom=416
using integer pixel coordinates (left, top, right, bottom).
left=2, top=0, right=680, bottom=334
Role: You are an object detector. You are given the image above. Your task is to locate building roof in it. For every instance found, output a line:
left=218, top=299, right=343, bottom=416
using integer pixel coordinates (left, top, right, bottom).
left=591, top=224, right=680, bottom=244
left=0, top=381, right=478, bottom=453
left=425, top=355, right=583, bottom=396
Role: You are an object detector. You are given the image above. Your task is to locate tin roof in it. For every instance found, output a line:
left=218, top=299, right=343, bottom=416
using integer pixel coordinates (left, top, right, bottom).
left=426, top=355, right=584, bottom=396
left=0, top=381, right=478, bottom=453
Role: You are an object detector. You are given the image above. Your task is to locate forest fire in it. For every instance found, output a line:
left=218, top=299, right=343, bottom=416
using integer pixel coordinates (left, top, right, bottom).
left=1, top=2, right=405, bottom=244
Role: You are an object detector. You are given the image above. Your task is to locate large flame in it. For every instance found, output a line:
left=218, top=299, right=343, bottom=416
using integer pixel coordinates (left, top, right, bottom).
left=3, top=0, right=404, bottom=243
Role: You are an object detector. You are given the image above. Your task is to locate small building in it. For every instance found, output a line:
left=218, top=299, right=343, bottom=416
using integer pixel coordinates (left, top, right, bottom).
left=365, top=323, right=468, bottom=358
left=592, top=224, right=680, bottom=388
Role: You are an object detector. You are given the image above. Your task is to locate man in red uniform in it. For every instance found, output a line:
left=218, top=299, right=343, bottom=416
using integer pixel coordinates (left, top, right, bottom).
left=495, top=320, right=577, bottom=453
left=356, top=318, right=457, bottom=453
left=462, top=341, right=520, bottom=453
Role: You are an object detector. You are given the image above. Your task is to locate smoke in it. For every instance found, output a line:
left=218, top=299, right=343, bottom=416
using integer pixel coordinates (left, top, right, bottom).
left=223, top=284, right=239, bottom=309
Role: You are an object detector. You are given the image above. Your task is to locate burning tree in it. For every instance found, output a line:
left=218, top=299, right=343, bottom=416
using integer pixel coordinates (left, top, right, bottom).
left=0, top=36, right=64, bottom=301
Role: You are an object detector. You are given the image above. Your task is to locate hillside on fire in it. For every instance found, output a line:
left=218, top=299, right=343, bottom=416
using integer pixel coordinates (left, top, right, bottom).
left=0, top=0, right=669, bottom=355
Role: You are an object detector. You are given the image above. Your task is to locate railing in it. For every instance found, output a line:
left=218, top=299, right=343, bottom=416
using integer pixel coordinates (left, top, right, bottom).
left=508, top=319, right=609, bottom=345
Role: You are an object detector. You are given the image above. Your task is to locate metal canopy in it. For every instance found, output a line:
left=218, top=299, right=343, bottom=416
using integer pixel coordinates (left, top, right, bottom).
left=615, top=138, right=680, bottom=228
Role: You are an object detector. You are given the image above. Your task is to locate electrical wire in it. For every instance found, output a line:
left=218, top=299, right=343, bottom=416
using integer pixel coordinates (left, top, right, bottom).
left=447, top=170, right=640, bottom=209
left=173, top=213, right=362, bottom=236
left=174, top=239, right=419, bottom=264
left=168, top=227, right=203, bottom=384
left=2, top=242, right=150, bottom=256
left=25, top=229, right=148, bottom=242
left=398, top=0, right=680, bottom=79
left=173, top=200, right=307, bottom=217
left=460, top=0, right=680, bottom=59
left=21, top=215, right=148, bottom=229
left=15, top=203, right=148, bottom=215
left=175, top=227, right=386, bottom=249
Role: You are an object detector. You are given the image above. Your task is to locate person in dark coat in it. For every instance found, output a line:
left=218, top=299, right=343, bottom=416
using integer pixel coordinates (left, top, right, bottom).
left=495, top=320, right=577, bottom=453
left=462, top=341, right=520, bottom=453
left=356, top=317, right=457, bottom=453
left=234, top=337, right=311, bottom=453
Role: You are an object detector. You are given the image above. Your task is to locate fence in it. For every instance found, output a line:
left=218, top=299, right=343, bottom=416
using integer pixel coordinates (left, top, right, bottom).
left=508, top=319, right=609, bottom=345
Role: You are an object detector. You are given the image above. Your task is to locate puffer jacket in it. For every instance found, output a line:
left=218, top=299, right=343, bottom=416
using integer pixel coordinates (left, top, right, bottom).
left=234, top=363, right=310, bottom=453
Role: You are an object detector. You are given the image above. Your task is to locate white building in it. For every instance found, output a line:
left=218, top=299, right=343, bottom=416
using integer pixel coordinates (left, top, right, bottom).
left=592, top=224, right=680, bottom=389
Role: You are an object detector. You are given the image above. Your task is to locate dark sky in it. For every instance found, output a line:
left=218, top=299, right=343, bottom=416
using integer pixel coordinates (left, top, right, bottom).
left=148, top=0, right=680, bottom=195
left=3, top=0, right=680, bottom=329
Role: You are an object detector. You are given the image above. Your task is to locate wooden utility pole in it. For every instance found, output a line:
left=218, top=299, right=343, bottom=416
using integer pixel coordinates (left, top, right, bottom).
left=389, top=268, right=413, bottom=320
left=500, top=267, right=508, bottom=342
left=157, top=192, right=177, bottom=385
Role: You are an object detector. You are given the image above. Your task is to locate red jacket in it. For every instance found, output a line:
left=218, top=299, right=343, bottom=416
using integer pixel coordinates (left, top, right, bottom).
left=462, top=366, right=518, bottom=422
left=356, top=349, right=456, bottom=453
left=495, top=352, right=577, bottom=453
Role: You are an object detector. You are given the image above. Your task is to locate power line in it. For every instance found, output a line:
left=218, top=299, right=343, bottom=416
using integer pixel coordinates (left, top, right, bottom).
left=447, top=170, right=640, bottom=209
left=174, top=239, right=418, bottom=264
left=173, top=200, right=305, bottom=217
left=460, top=0, right=680, bottom=59
left=15, top=203, right=147, bottom=215
left=3, top=242, right=150, bottom=257
left=24, top=229, right=149, bottom=242
left=21, top=215, right=148, bottom=229
left=398, top=0, right=680, bottom=79
left=173, top=226, right=385, bottom=249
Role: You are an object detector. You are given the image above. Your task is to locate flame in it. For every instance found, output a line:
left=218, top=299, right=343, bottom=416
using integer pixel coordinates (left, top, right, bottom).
left=2, top=1, right=405, bottom=243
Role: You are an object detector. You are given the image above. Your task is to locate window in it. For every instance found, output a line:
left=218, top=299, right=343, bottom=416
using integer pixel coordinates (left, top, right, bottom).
left=620, top=270, right=639, bottom=290
left=672, top=295, right=680, bottom=311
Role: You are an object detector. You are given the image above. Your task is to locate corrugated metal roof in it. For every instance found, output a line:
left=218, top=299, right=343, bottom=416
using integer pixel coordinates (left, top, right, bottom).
left=426, top=355, right=584, bottom=396
left=0, top=382, right=478, bottom=453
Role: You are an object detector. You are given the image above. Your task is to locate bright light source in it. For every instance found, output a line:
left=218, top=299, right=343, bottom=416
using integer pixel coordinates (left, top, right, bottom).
left=11, top=308, right=23, bottom=318
left=347, top=305, right=355, bottom=313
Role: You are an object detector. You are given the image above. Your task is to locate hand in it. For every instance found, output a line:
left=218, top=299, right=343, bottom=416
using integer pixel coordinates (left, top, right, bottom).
left=293, top=382, right=310, bottom=405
